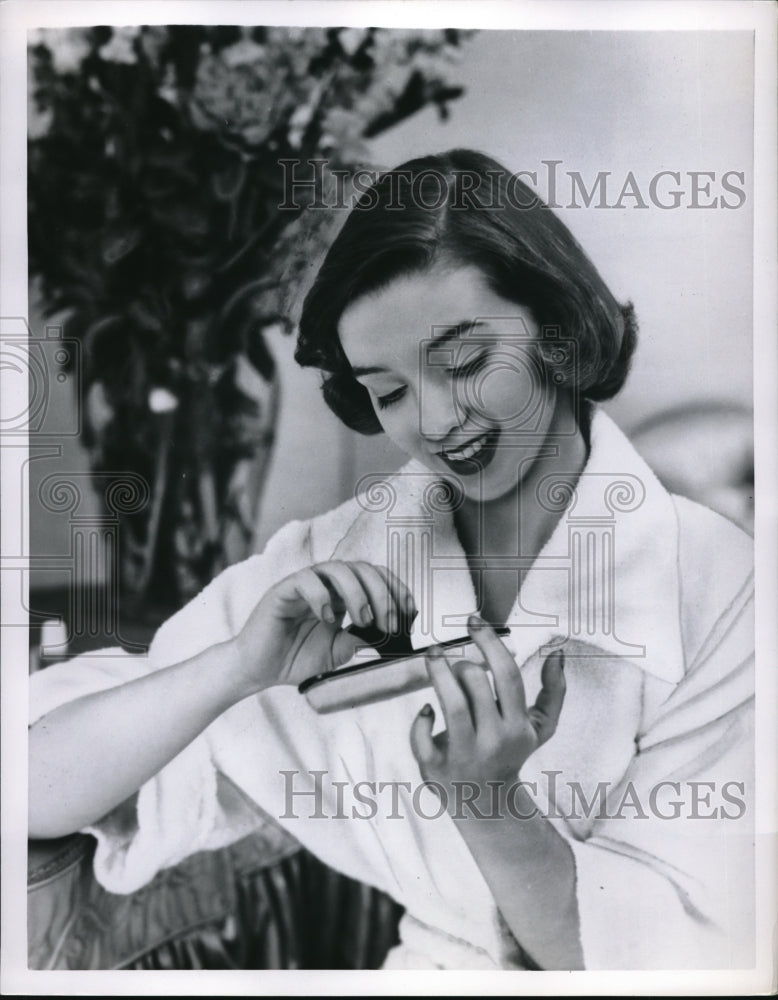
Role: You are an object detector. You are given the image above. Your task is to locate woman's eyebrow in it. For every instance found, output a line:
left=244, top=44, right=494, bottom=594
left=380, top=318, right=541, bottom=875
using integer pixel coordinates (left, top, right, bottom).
left=351, top=364, right=390, bottom=377
left=430, top=318, right=486, bottom=345
left=351, top=363, right=390, bottom=377
left=350, top=320, right=486, bottom=377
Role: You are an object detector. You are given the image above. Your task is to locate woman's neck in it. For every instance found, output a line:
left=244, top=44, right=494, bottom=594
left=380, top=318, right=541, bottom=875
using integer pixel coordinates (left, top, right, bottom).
left=453, top=396, right=590, bottom=622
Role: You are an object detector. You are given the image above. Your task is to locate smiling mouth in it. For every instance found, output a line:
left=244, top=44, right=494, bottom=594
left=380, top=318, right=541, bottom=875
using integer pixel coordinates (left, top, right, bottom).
left=436, top=430, right=499, bottom=474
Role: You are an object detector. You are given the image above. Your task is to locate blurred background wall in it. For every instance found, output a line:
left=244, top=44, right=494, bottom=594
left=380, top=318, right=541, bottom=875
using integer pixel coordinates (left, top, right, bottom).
left=257, top=29, right=754, bottom=546
left=29, top=29, right=753, bottom=579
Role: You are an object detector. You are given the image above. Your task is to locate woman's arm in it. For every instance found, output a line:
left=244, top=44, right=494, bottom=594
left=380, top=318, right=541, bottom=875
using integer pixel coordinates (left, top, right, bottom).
left=30, top=559, right=415, bottom=839
left=410, top=618, right=583, bottom=970
left=29, top=638, right=251, bottom=839
left=449, top=778, right=582, bottom=970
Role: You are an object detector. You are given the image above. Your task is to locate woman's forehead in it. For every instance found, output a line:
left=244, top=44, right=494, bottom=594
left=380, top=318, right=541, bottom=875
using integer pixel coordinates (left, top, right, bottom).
left=338, top=265, right=535, bottom=368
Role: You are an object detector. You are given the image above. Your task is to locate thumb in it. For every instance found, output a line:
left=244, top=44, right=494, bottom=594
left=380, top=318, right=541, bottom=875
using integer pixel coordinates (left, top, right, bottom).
left=530, top=650, right=566, bottom=744
left=330, top=628, right=366, bottom=668
left=410, top=703, right=438, bottom=773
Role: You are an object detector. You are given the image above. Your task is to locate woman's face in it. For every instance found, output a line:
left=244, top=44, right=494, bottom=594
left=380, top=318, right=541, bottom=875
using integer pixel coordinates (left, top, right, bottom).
left=338, top=265, right=565, bottom=502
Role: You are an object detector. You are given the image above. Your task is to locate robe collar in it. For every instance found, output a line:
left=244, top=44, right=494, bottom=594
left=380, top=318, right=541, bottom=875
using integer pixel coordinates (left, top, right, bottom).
left=334, top=408, right=684, bottom=685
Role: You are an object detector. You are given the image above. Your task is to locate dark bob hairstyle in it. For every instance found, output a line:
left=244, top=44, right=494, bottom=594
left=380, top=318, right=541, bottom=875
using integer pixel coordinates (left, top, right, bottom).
left=295, top=148, right=637, bottom=435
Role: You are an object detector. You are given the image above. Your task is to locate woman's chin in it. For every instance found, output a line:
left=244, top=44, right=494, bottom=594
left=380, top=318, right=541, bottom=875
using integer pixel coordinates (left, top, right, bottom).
left=466, top=477, right=522, bottom=504
left=440, top=467, right=522, bottom=505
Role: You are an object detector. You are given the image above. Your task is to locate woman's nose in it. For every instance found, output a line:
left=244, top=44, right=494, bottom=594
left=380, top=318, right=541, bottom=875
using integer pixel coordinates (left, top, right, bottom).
left=418, top=377, right=463, bottom=442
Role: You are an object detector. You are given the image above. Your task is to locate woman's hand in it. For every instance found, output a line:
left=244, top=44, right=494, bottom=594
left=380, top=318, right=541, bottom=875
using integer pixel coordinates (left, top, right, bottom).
left=410, top=614, right=565, bottom=797
left=409, top=615, right=582, bottom=970
left=232, top=560, right=416, bottom=695
left=29, top=562, right=414, bottom=840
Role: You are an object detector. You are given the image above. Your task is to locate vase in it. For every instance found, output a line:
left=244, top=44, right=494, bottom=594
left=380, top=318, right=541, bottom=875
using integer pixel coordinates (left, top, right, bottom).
left=86, top=352, right=278, bottom=632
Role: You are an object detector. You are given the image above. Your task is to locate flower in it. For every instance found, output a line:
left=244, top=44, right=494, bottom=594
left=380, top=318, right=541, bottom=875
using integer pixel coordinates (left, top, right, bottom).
left=34, top=28, right=91, bottom=75
left=27, top=23, right=474, bottom=609
left=148, top=387, right=179, bottom=414
left=86, top=381, right=114, bottom=434
left=338, top=28, right=369, bottom=56
left=98, top=27, right=140, bottom=65
left=220, top=37, right=266, bottom=68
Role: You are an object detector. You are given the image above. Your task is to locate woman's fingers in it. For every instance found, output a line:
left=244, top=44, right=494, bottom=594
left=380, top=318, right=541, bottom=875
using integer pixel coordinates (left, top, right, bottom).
left=313, top=561, right=377, bottom=628
left=410, top=703, right=441, bottom=770
left=450, top=659, right=500, bottom=732
left=314, top=561, right=416, bottom=634
left=284, top=561, right=414, bottom=634
left=463, top=620, right=566, bottom=744
left=466, top=615, right=526, bottom=719
left=425, top=647, right=474, bottom=744
left=350, top=561, right=416, bottom=633
left=330, top=628, right=364, bottom=668
left=529, top=650, right=566, bottom=744
left=287, top=567, right=340, bottom=624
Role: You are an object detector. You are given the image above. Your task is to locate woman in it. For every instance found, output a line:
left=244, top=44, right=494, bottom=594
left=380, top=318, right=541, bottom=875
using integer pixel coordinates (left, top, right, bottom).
left=28, top=150, right=754, bottom=971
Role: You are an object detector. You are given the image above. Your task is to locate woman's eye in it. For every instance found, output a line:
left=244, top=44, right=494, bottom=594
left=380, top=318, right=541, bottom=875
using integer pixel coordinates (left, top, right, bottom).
left=450, top=353, right=489, bottom=380
left=376, top=386, right=407, bottom=410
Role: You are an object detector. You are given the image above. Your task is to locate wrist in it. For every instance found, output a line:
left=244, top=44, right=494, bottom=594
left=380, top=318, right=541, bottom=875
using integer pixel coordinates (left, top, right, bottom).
left=214, top=637, right=268, bottom=706
left=445, top=772, right=540, bottom=826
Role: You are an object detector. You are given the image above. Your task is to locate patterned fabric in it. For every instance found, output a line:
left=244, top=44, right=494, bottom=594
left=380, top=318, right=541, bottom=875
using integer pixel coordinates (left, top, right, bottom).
left=28, top=833, right=403, bottom=970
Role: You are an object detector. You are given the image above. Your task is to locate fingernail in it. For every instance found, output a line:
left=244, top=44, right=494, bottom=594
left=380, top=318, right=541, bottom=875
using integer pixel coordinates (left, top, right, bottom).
left=420, top=703, right=433, bottom=717
left=323, top=603, right=335, bottom=624
left=360, top=604, right=373, bottom=626
left=405, top=594, right=416, bottom=617
left=388, top=610, right=399, bottom=633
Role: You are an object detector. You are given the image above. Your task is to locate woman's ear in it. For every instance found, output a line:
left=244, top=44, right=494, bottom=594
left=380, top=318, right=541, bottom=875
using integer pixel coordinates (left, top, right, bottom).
left=535, top=336, right=572, bottom=389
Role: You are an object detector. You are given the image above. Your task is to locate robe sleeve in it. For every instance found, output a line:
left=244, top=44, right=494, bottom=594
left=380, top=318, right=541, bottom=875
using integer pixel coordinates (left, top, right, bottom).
left=567, top=570, right=755, bottom=969
left=29, top=517, right=314, bottom=894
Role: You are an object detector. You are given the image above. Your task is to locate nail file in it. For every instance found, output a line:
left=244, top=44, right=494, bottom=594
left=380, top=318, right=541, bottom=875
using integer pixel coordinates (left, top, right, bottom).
left=299, top=626, right=511, bottom=714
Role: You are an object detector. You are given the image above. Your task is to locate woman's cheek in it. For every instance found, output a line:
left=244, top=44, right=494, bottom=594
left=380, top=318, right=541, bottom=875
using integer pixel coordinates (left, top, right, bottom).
left=471, top=364, right=540, bottom=431
left=376, top=410, right=422, bottom=457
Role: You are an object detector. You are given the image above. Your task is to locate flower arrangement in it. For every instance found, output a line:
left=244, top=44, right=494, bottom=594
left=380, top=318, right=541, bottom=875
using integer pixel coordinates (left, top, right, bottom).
left=28, top=24, right=473, bottom=621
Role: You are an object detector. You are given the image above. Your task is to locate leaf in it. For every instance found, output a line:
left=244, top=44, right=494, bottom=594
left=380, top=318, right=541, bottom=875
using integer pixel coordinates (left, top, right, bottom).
left=26, top=24, right=477, bottom=608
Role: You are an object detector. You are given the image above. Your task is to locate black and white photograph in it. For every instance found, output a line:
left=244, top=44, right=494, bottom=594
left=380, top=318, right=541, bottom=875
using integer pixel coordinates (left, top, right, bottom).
left=1, top=0, right=776, bottom=994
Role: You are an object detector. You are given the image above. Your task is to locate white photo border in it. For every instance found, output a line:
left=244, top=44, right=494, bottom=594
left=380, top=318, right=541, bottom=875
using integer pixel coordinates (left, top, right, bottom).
left=2, top=1, right=776, bottom=995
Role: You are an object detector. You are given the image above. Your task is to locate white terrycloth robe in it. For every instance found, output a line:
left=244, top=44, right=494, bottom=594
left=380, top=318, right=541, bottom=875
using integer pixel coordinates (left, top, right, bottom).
left=30, top=409, right=755, bottom=970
